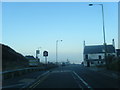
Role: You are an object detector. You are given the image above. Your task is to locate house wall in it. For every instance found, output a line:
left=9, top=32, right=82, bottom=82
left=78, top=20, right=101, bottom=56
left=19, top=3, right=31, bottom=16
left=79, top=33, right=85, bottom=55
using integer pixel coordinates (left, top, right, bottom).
left=83, top=53, right=104, bottom=67
left=84, top=53, right=104, bottom=60
left=83, top=60, right=106, bottom=67
left=88, top=53, right=104, bottom=60
left=90, top=61, right=106, bottom=66
left=83, top=53, right=116, bottom=67
left=84, top=53, right=116, bottom=60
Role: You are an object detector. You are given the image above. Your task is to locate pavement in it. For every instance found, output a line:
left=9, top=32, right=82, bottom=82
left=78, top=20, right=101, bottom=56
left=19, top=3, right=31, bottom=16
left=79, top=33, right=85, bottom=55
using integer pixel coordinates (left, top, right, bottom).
left=26, top=65, right=120, bottom=88
left=86, top=66, right=120, bottom=80
left=2, top=71, right=47, bottom=88
left=2, top=64, right=120, bottom=88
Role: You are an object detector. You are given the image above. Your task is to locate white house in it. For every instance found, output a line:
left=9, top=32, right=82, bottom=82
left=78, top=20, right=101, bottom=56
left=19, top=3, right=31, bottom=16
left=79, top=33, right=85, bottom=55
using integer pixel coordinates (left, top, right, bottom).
left=83, top=44, right=116, bottom=67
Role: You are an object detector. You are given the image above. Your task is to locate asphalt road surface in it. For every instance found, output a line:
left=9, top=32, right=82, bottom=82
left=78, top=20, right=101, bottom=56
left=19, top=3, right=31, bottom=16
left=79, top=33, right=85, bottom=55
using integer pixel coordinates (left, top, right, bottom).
left=27, top=64, right=120, bottom=88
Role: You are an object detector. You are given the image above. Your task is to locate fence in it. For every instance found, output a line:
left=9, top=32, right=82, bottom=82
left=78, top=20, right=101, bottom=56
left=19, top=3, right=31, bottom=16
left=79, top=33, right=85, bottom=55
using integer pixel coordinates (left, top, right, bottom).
left=1, top=65, right=57, bottom=80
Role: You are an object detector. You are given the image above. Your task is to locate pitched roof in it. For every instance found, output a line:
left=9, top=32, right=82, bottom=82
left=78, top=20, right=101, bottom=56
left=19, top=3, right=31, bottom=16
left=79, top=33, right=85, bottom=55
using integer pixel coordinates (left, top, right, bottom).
left=84, top=45, right=115, bottom=54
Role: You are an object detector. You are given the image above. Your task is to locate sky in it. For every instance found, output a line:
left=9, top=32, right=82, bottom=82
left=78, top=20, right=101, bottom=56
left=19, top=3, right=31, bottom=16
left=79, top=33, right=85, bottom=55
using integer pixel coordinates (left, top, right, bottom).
left=2, top=2, right=118, bottom=64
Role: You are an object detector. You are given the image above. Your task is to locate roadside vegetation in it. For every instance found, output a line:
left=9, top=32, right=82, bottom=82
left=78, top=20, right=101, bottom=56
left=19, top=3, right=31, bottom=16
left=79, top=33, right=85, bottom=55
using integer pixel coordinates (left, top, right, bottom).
left=96, top=55, right=120, bottom=72
left=1, top=43, right=57, bottom=71
left=107, top=56, right=120, bottom=72
left=2, top=44, right=29, bottom=71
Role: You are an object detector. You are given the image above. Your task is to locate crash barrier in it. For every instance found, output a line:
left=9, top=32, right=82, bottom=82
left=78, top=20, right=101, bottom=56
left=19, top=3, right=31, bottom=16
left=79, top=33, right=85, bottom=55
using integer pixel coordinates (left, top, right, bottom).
left=1, top=65, right=57, bottom=80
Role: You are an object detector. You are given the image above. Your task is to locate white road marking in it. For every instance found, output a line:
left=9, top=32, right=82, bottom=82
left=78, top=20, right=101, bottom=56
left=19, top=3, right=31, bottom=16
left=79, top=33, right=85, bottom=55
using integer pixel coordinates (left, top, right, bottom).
left=31, top=70, right=72, bottom=88
left=29, top=71, right=50, bottom=88
left=72, top=71, right=92, bottom=88
left=28, top=70, right=92, bottom=88
left=51, top=70, right=72, bottom=73
left=32, top=73, right=50, bottom=88
left=72, top=73, right=82, bottom=88
left=2, top=83, right=26, bottom=88
left=36, top=71, right=49, bottom=79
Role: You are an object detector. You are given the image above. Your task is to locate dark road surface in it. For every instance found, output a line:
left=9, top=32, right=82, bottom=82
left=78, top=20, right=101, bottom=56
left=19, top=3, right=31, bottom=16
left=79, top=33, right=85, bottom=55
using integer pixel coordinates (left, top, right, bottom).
left=28, top=65, right=120, bottom=88
left=2, top=64, right=120, bottom=89
left=33, top=71, right=80, bottom=88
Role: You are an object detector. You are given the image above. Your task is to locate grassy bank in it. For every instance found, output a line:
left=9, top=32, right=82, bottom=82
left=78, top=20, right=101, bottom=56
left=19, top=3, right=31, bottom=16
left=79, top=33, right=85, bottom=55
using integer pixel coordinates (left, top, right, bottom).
left=96, top=57, right=120, bottom=72
left=107, top=58, right=120, bottom=72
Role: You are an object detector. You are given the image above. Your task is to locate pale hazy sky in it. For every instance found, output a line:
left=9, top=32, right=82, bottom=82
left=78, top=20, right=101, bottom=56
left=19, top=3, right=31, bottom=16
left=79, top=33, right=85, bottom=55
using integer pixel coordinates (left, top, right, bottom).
left=2, top=2, right=118, bottom=64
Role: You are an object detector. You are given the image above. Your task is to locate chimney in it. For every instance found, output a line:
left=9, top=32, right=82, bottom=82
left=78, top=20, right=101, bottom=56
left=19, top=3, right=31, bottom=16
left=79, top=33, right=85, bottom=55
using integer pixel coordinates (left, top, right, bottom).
left=112, top=39, right=115, bottom=48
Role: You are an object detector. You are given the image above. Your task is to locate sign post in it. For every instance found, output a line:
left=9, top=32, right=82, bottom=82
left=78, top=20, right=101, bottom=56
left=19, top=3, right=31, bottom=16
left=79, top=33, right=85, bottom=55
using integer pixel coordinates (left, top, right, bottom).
left=36, top=50, right=40, bottom=62
left=43, top=51, right=48, bottom=65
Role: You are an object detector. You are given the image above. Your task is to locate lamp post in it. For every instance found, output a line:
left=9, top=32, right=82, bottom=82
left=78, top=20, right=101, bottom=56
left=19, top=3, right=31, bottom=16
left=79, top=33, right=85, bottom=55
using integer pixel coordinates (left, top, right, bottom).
left=56, top=40, right=62, bottom=64
left=89, top=4, right=107, bottom=68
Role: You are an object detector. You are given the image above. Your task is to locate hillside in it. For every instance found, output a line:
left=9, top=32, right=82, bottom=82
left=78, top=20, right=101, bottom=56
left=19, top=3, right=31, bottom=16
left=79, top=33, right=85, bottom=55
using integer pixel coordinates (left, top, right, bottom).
left=1, top=44, right=29, bottom=71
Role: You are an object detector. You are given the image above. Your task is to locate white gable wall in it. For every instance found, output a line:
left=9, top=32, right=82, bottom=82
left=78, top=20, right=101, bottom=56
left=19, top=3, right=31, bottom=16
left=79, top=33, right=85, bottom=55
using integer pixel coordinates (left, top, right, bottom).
left=84, top=53, right=104, bottom=60
left=83, top=53, right=116, bottom=67
left=84, top=53, right=116, bottom=60
left=88, top=53, right=104, bottom=60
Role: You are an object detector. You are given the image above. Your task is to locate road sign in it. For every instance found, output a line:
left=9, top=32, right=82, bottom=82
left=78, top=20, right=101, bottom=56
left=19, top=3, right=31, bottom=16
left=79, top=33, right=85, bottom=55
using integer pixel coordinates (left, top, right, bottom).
left=43, top=51, right=48, bottom=57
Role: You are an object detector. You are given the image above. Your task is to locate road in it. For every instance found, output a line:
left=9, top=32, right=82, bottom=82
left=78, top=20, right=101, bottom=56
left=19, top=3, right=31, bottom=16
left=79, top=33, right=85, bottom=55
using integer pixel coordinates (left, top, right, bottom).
left=27, top=64, right=120, bottom=88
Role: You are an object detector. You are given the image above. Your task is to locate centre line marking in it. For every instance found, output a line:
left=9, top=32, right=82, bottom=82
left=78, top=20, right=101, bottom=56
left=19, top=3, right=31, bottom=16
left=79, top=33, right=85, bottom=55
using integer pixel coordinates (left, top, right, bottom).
left=32, top=73, right=50, bottom=88
left=29, top=71, right=49, bottom=88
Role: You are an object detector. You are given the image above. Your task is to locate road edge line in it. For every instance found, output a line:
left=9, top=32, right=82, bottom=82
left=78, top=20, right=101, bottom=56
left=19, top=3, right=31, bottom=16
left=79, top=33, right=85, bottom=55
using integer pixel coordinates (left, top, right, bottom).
left=73, top=71, right=92, bottom=88
left=22, top=71, right=50, bottom=88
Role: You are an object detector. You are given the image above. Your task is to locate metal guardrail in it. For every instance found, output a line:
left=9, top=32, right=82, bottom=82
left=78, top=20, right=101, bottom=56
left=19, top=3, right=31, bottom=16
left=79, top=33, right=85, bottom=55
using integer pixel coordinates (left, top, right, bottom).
left=1, top=67, right=47, bottom=80
left=1, top=65, right=58, bottom=80
left=0, top=67, right=45, bottom=74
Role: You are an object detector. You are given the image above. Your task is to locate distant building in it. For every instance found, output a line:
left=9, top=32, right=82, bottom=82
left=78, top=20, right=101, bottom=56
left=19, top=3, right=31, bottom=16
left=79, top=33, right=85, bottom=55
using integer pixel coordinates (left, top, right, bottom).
left=83, top=44, right=116, bottom=67
left=25, top=56, right=39, bottom=66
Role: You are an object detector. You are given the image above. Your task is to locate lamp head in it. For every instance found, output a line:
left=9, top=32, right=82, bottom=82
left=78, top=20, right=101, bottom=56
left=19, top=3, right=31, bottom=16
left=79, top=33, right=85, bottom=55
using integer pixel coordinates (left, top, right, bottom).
left=89, top=4, right=93, bottom=6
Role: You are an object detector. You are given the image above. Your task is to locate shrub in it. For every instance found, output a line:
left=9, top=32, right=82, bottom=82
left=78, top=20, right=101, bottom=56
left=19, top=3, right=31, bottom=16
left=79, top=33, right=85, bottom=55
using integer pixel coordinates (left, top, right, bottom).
left=108, top=57, right=120, bottom=72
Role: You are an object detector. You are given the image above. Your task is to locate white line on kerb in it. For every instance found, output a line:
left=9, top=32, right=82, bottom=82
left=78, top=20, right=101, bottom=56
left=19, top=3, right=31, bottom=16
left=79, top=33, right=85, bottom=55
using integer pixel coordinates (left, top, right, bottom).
left=2, top=83, right=25, bottom=88
left=73, top=71, right=92, bottom=88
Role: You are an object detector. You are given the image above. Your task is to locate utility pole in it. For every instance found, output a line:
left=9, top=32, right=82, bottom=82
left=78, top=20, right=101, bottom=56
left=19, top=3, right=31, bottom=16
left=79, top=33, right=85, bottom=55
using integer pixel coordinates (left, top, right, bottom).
left=89, top=4, right=107, bottom=68
left=56, top=40, right=62, bottom=64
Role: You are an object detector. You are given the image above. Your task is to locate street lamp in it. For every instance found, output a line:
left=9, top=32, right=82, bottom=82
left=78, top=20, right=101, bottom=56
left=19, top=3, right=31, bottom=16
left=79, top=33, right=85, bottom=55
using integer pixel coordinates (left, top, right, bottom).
left=89, top=3, right=107, bottom=68
left=56, top=40, right=62, bottom=64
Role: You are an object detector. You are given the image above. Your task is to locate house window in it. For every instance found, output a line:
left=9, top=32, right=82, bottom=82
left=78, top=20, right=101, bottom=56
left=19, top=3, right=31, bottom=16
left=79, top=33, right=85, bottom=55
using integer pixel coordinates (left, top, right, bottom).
left=99, top=55, right=101, bottom=59
left=101, top=61, right=103, bottom=64
left=85, top=55, right=88, bottom=59
left=98, top=61, right=99, bottom=64
left=91, top=61, right=94, bottom=64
